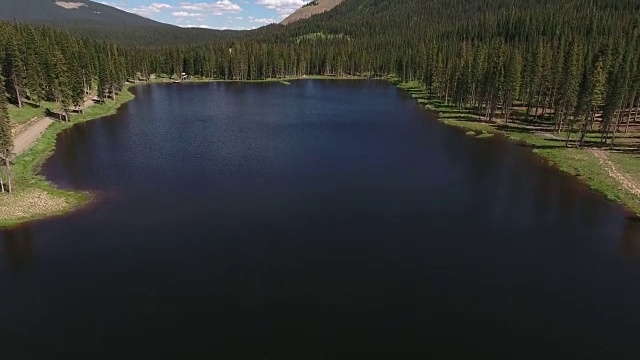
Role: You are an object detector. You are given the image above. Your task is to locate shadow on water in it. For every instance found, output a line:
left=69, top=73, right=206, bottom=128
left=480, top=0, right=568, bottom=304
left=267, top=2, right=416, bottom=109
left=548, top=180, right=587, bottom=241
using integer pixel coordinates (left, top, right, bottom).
left=4, top=81, right=640, bottom=356
left=1, top=227, right=34, bottom=273
left=618, top=217, right=640, bottom=267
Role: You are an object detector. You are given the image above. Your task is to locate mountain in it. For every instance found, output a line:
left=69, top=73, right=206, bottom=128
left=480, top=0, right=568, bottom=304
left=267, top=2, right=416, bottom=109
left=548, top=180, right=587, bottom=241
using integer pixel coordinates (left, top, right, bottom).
left=281, top=0, right=345, bottom=25
left=0, top=0, right=172, bottom=28
left=0, top=0, right=240, bottom=45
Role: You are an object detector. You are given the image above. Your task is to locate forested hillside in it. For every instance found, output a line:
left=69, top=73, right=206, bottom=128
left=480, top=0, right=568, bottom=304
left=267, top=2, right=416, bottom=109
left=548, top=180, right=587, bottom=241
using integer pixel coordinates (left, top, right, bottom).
left=1, top=0, right=640, bottom=172
left=0, top=0, right=240, bottom=46
left=0, top=0, right=170, bottom=28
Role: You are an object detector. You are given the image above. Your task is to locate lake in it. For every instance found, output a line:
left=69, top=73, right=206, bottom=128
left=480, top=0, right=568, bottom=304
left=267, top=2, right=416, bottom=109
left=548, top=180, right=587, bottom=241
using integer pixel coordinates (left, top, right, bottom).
left=2, top=80, right=640, bottom=357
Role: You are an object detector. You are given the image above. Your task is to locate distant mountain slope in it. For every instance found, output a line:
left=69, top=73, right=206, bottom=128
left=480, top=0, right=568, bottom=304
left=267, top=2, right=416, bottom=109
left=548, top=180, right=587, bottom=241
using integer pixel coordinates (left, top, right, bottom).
left=282, top=0, right=345, bottom=25
left=0, top=0, right=172, bottom=28
left=0, top=0, right=240, bottom=46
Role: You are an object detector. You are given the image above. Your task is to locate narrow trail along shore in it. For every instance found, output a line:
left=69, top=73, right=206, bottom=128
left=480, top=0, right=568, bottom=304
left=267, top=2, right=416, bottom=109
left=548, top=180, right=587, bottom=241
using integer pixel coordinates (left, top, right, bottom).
left=591, top=149, right=640, bottom=197
left=1, top=97, right=102, bottom=227
left=12, top=98, right=96, bottom=156
left=519, top=129, right=640, bottom=200
left=503, top=130, right=640, bottom=200
left=14, top=117, right=54, bottom=155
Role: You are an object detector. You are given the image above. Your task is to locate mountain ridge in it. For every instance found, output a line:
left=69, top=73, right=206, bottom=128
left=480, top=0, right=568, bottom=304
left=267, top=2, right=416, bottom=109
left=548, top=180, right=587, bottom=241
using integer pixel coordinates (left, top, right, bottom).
left=0, top=0, right=241, bottom=45
left=282, top=0, right=345, bottom=25
left=0, top=0, right=173, bottom=28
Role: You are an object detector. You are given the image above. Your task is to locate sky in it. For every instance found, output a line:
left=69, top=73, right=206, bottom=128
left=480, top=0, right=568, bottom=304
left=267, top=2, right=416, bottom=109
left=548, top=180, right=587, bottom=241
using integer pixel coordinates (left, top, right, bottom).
left=99, top=0, right=308, bottom=30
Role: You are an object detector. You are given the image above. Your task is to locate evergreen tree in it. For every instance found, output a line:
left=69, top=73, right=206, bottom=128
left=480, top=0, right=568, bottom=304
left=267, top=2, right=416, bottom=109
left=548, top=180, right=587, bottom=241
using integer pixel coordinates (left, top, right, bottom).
left=503, top=49, right=522, bottom=123
left=3, top=36, right=25, bottom=108
left=0, top=0, right=638, bottom=151
left=555, top=41, right=582, bottom=134
left=23, top=28, right=45, bottom=106
left=50, top=50, right=71, bottom=121
left=0, top=74, right=13, bottom=193
left=576, top=51, right=607, bottom=147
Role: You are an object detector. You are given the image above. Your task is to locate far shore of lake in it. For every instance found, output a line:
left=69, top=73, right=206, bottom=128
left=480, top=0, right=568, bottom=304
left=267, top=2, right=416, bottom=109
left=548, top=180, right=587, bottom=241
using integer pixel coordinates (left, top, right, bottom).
left=0, top=75, right=368, bottom=227
left=2, top=75, right=639, bottom=228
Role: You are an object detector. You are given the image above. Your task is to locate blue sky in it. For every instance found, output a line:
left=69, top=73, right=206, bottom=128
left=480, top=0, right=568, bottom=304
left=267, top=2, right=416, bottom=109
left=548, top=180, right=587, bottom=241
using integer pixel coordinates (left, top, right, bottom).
left=99, top=0, right=307, bottom=30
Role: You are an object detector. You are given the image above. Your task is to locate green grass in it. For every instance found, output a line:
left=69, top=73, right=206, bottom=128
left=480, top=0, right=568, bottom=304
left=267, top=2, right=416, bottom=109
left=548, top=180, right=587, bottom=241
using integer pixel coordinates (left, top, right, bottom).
left=396, top=80, right=640, bottom=216
left=442, top=119, right=498, bottom=133
left=8, top=101, right=58, bottom=125
left=11, top=76, right=637, bottom=226
left=13, top=84, right=135, bottom=184
left=532, top=146, right=640, bottom=212
left=2, top=75, right=371, bottom=227
left=0, top=84, right=136, bottom=227
left=476, top=132, right=494, bottom=139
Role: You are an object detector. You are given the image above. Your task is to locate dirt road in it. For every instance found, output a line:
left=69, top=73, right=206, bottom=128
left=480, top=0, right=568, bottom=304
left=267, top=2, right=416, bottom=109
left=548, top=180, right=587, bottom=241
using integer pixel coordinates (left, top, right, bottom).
left=13, top=117, right=55, bottom=155
left=591, top=149, right=640, bottom=197
left=12, top=97, right=96, bottom=156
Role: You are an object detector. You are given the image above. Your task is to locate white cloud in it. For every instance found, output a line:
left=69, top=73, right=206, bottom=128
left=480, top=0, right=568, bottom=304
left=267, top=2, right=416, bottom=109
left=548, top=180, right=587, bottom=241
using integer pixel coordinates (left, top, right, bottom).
left=250, top=17, right=277, bottom=24
left=131, top=2, right=173, bottom=16
left=149, top=3, right=173, bottom=11
left=102, top=1, right=242, bottom=17
left=179, top=1, right=242, bottom=14
left=173, top=11, right=205, bottom=17
left=100, top=2, right=174, bottom=17
left=100, top=0, right=254, bottom=30
left=184, top=24, right=213, bottom=28
left=187, top=25, right=255, bottom=30
left=256, top=0, right=304, bottom=16
left=99, top=1, right=125, bottom=10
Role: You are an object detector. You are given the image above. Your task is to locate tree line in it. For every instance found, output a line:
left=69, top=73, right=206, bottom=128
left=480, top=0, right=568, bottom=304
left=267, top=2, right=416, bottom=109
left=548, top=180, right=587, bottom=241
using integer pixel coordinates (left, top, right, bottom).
left=1, top=0, right=640, bottom=192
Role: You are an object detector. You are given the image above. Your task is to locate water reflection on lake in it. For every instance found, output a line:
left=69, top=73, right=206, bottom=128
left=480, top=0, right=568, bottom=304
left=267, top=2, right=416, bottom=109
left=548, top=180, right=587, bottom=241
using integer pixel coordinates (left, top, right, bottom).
left=1, top=81, right=640, bottom=357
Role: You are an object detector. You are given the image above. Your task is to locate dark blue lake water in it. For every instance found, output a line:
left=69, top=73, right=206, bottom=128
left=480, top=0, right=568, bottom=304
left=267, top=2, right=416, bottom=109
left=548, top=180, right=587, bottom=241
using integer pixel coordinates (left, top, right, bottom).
left=2, top=80, right=640, bottom=357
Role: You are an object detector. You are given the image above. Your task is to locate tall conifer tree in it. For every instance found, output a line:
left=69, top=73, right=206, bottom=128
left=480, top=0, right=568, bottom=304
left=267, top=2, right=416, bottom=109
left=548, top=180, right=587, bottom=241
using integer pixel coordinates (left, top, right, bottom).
left=0, top=74, right=13, bottom=193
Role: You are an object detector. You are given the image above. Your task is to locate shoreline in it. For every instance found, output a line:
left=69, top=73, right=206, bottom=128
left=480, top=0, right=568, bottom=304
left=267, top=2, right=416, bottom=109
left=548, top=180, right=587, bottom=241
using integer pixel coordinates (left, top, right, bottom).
left=0, top=83, right=137, bottom=228
left=2, top=76, right=638, bottom=228
left=395, top=81, right=640, bottom=218
left=0, top=76, right=369, bottom=228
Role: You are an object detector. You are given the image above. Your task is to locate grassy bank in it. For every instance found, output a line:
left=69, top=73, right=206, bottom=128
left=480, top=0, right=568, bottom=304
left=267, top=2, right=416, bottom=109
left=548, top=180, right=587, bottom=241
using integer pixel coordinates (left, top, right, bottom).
left=8, top=100, right=60, bottom=126
left=0, top=84, right=136, bottom=227
left=8, top=76, right=633, bottom=227
left=0, top=76, right=370, bottom=227
left=396, top=80, right=640, bottom=216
